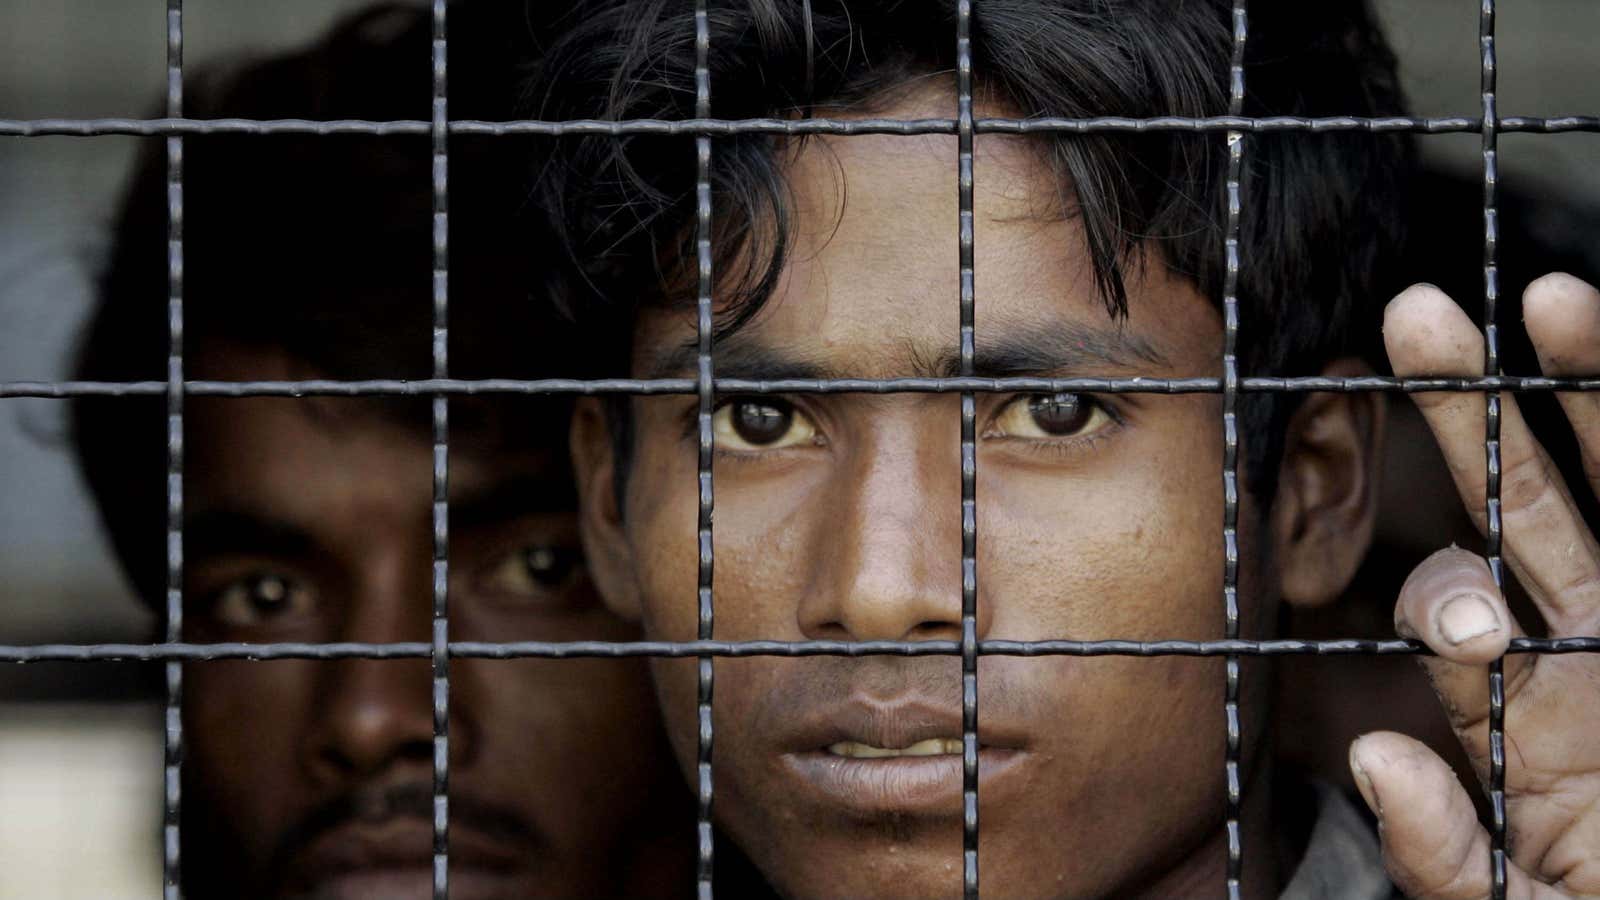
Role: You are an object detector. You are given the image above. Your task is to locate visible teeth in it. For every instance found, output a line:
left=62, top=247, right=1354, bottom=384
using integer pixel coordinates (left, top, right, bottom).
left=827, top=738, right=965, bottom=758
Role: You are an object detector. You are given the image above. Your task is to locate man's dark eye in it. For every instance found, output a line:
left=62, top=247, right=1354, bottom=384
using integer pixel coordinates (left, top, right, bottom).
left=1027, top=393, right=1091, bottom=435
left=480, top=544, right=584, bottom=604
left=711, top=398, right=819, bottom=451
left=209, top=572, right=314, bottom=628
left=522, top=545, right=580, bottom=588
left=990, top=392, right=1113, bottom=442
left=733, top=400, right=793, bottom=444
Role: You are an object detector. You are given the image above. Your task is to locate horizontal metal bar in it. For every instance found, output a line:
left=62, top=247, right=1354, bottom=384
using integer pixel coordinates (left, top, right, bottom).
left=2, top=636, right=1594, bottom=662
left=1, top=115, right=1596, bottom=138
left=6, top=375, right=1600, bottom=399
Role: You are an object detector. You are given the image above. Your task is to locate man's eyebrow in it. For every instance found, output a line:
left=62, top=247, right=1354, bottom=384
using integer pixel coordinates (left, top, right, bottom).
left=450, top=473, right=575, bottom=530
left=645, top=336, right=843, bottom=382
left=185, top=509, right=315, bottom=559
left=647, top=319, right=1167, bottom=381
left=956, top=321, right=1169, bottom=379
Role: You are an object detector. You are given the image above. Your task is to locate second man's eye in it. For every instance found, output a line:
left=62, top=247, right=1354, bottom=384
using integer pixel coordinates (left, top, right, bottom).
left=208, top=572, right=315, bottom=629
left=712, top=398, right=818, bottom=451
left=481, top=544, right=584, bottom=604
left=992, top=392, right=1112, bottom=440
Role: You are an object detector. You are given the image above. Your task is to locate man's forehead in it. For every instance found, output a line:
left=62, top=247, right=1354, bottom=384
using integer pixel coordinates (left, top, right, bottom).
left=188, top=392, right=570, bottom=517
left=630, top=85, right=1222, bottom=379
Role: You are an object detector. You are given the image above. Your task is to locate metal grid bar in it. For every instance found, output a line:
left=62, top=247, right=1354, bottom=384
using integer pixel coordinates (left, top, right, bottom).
left=5, top=4, right=1600, bottom=898
left=1479, top=2, right=1509, bottom=897
left=955, top=2, right=980, bottom=893
left=162, top=1, right=184, bottom=896
left=7, top=375, right=1600, bottom=398
left=1220, top=3, right=1248, bottom=895
left=692, top=0, right=718, bottom=894
left=4, top=114, right=1600, bottom=137
left=4, top=636, right=1596, bottom=662
left=429, top=1, right=452, bottom=896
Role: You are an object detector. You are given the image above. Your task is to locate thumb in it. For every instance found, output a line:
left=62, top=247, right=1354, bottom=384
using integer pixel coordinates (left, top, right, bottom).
left=1349, top=732, right=1550, bottom=899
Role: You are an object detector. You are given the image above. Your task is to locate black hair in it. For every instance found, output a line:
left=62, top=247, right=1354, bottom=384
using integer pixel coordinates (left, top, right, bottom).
left=524, top=0, right=1416, bottom=507
left=71, top=1, right=580, bottom=605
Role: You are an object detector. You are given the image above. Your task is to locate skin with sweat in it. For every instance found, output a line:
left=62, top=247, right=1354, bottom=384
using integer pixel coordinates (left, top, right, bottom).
left=574, top=88, right=1383, bottom=899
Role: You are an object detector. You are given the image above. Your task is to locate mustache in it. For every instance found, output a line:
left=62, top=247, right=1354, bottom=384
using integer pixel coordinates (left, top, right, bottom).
left=267, top=780, right=543, bottom=883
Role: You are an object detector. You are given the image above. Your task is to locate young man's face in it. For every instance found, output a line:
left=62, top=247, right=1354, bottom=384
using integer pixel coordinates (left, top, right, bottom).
left=179, top=346, right=688, bottom=900
left=576, top=90, right=1375, bottom=898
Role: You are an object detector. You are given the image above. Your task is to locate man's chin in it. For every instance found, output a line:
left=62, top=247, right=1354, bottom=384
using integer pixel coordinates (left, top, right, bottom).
left=763, top=846, right=968, bottom=900
left=734, top=816, right=971, bottom=900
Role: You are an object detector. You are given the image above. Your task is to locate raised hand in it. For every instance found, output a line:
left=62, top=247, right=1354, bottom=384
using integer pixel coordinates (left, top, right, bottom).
left=1349, top=274, right=1600, bottom=899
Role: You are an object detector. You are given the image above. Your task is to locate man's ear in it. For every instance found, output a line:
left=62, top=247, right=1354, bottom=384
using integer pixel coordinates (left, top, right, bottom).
left=570, top=397, right=644, bottom=622
left=1271, top=357, right=1387, bottom=607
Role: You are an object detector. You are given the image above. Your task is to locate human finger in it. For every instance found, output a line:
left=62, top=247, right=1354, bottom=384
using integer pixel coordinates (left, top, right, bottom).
left=1384, top=284, right=1600, bottom=632
left=1524, top=273, right=1600, bottom=516
left=1394, top=547, right=1525, bottom=735
left=1349, top=732, right=1558, bottom=900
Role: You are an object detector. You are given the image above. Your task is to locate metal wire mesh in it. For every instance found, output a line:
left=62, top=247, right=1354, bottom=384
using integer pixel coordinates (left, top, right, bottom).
left=693, top=2, right=718, bottom=893
left=4, top=1, right=1600, bottom=897
left=430, top=1, right=453, bottom=894
left=1220, top=5, right=1248, bottom=894
left=161, top=3, right=184, bottom=897
left=1479, top=3, right=1510, bottom=894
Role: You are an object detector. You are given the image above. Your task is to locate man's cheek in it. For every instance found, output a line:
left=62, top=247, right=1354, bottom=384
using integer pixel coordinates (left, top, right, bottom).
left=631, top=513, right=701, bottom=642
left=981, top=485, right=1218, bottom=640
left=647, top=656, right=703, bottom=774
left=186, top=664, right=300, bottom=864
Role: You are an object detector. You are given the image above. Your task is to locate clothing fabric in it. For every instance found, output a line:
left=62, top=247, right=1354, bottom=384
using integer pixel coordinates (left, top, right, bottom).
left=1279, top=782, right=1394, bottom=900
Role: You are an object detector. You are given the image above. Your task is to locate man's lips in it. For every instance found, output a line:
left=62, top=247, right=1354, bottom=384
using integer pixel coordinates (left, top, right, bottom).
left=781, top=695, right=1029, bottom=754
left=284, top=816, right=526, bottom=896
left=776, top=695, right=1030, bottom=817
left=267, top=780, right=543, bottom=898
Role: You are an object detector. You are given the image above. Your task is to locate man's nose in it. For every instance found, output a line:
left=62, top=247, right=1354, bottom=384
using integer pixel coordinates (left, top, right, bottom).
left=303, top=566, right=474, bottom=783
left=798, top=429, right=992, bottom=643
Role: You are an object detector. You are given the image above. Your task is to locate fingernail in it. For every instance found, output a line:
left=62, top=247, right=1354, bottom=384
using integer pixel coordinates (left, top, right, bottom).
left=1437, top=592, right=1500, bottom=646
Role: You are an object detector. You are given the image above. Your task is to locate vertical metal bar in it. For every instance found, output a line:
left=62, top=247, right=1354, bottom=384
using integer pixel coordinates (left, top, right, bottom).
left=1478, top=2, right=1508, bottom=898
left=1221, top=3, right=1248, bottom=898
left=954, top=3, right=980, bottom=897
left=163, top=1, right=185, bottom=897
left=430, top=1, right=452, bottom=897
left=693, top=1, right=717, bottom=896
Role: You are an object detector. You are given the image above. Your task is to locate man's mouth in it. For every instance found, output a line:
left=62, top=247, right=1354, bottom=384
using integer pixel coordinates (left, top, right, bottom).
left=826, top=737, right=966, bottom=758
left=775, top=696, right=1029, bottom=817
left=269, top=784, right=542, bottom=900
left=284, top=818, right=526, bottom=900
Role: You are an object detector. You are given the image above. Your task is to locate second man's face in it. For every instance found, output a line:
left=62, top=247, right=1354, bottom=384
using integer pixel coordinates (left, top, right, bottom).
left=577, top=90, right=1287, bottom=898
left=180, top=345, right=689, bottom=900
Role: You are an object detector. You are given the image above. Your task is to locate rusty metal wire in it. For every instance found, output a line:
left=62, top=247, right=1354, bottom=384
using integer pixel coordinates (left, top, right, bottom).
left=5, top=1, right=1600, bottom=897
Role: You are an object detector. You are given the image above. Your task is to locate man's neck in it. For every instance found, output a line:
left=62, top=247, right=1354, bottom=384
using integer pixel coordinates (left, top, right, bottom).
left=1121, top=756, right=1288, bottom=900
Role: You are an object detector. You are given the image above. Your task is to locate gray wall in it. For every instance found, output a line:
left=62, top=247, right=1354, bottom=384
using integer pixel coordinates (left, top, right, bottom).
left=1, top=0, right=418, bottom=644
